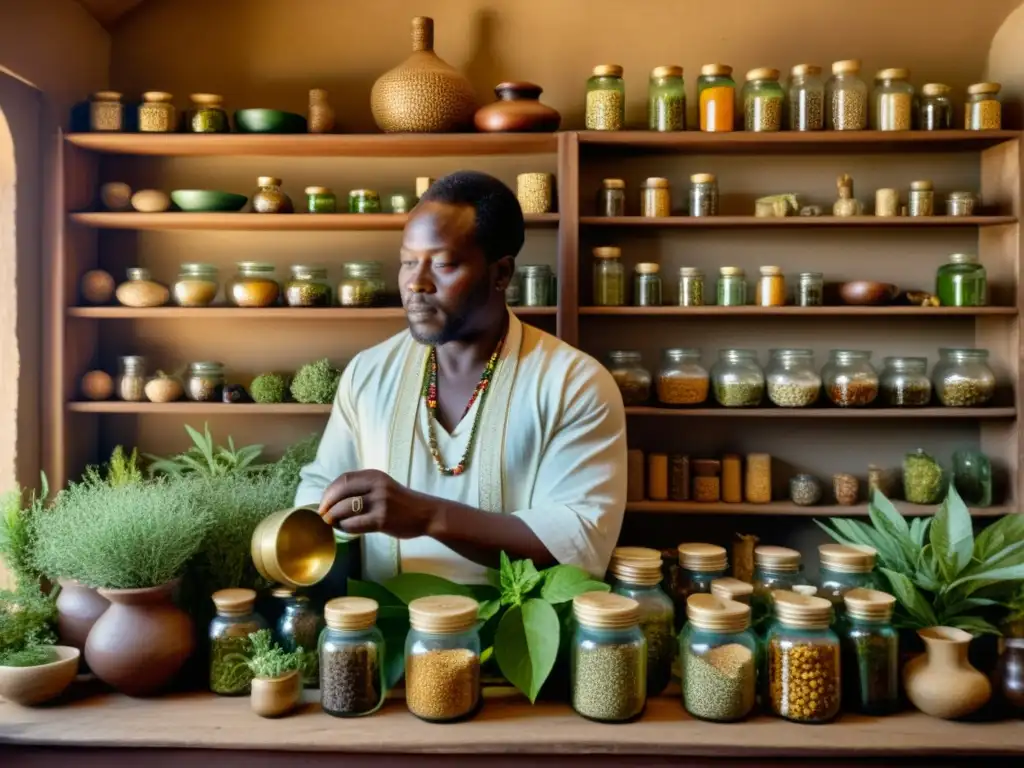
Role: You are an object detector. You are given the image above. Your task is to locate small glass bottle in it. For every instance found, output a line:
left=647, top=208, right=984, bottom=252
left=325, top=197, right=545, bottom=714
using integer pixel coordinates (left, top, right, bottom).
left=755, top=266, right=785, bottom=307
left=841, top=589, right=899, bottom=716
left=320, top=596, right=384, bottom=716
left=879, top=356, right=932, bottom=407
left=593, top=246, right=625, bottom=306
left=597, top=179, right=626, bottom=216
left=338, top=261, right=385, bottom=307
left=936, top=253, right=987, bottom=307
left=285, top=265, right=332, bottom=307
left=872, top=68, right=914, bottom=131
left=826, top=60, right=868, bottom=130
left=89, top=91, right=124, bottom=132
left=952, top=448, right=992, bottom=507
left=689, top=173, right=719, bottom=216
left=918, top=83, right=953, bottom=130
left=908, top=180, right=935, bottom=217
left=209, top=588, right=267, bottom=696
left=797, top=271, right=823, bottom=307
left=519, top=264, right=552, bottom=307
left=227, top=262, right=280, bottom=307
left=305, top=186, right=337, bottom=214
left=932, top=348, right=996, bottom=407
left=138, top=91, right=175, bottom=133
left=116, top=355, right=147, bottom=402
left=817, top=544, right=877, bottom=610
left=823, top=349, right=879, bottom=407
left=641, top=177, right=671, bottom=217
left=585, top=65, right=626, bottom=131
left=607, top=350, right=651, bottom=406
left=752, top=546, right=807, bottom=629
left=766, top=348, right=821, bottom=408
left=185, top=361, right=225, bottom=402
left=788, top=64, right=825, bottom=131
left=698, top=64, right=736, bottom=132
left=609, top=557, right=675, bottom=696
left=648, top=65, right=685, bottom=131
left=633, top=263, right=662, bottom=307
left=673, top=544, right=729, bottom=623
left=711, top=349, right=764, bottom=407
left=172, top=263, right=219, bottom=307
left=678, top=267, right=705, bottom=306
left=188, top=93, right=229, bottom=133
left=743, top=68, right=784, bottom=132
left=405, top=596, right=481, bottom=723
left=966, top=82, right=1002, bottom=130
left=252, top=177, right=294, bottom=214
left=717, top=267, right=747, bottom=306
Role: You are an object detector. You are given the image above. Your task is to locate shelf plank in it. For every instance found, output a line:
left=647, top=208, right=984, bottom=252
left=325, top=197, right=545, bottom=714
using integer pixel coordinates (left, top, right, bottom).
left=626, top=501, right=1012, bottom=517
left=70, top=212, right=560, bottom=231
left=68, top=402, right=332, bottom=415
left=625, top=406, right=1016, bottom=419
left=67, top=306, right=557, bottom=319
left=580, top=215, right=1016, bottom=228
left=580, top=306, right=1018, bottom=317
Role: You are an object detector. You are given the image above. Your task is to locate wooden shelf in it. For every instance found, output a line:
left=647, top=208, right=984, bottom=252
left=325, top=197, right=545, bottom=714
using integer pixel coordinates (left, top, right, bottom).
left=68, top=402, right=332, bottom=415
left=580, top=215, right=1016, bottom=228
left=70, top=212, right=560, bottom=231
left=580, top=306, right=1017, bottom=317
left=68, top=306, right=557, bottom=319
left=626, top=501, right=1011, bottom=517
left=625, top=406, right=1015, bottom=419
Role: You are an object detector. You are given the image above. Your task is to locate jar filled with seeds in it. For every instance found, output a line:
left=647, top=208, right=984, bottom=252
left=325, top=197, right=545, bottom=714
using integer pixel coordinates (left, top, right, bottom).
left=116, top=267, right=170, bottom=308
left=752, top=546, right=807, bottom=630
left=903, top=449, right=945, bottom=504
left=966, top=82, right=1002, bottom=130
left=691, top=461, right=722, bottom=506
left=657, top=348, right=709, bottom=405
left=285, top=265, right=332, bottom=307
left=274, top=587, right=324, bottom=688
left=519, top=264, right=553, bottom=307
left=633, top=263, right=662, bottom=306
left=908, top=180, right=934, bottom=217
left=516, top=172, right=554, bottom=214
left=678, top=267, right=705, bottom=306
left=918, top=83, right=953, bottom=130
left=879, top=356, right=932, bottom=407
left=585, top=65, right=626, bottom=131
left=767, top=591, right=841, bottom=723
left=841, top=589, right=899, bottom=716
left=173, top=263, right=219, bottom=307
left=797, top=272, right=823, bottom=307
left=305, top=186, right=337, bottom=214
left=571, top=592, right=646, bottom=722
left=698, top=64, right=736, bottom=132
left=227, top=262, right=280, bottom=308
left=743, top=68, right=784, bottom=132
left=872, top=69, right=914, bottom=131
left=721, top=454, right=742, bottom=503
left=597, top=179, right=626, bottom=217
left=818, top=544, right=877, bottom=610
left=826, top=60, right=868, bottom=131
left=188, top=93, right=229, bottom=133
left=788, top=64, right=825, bottom=131
left=138, top=91, right=175, bottom=133
left=946, top=191, right=977, bottom=217
left=185, top=361, right=225, bottom=402
left=717, top=267, right=747, bottom=306
left=937, top=252, right=987, bottom=307
left=689, top=173, right=719, bottom=217
left=321, top=597, right=385, bottom=717
left=711, top=578, right=754, bottom=605
left=745, top=452, right=772, bottom=504
left=607, top=350, right=651, bottom=406
left=766, top=348, right=821, bottom=407
left=405, top=596, right=480, bottom=722
left=641, top=177, right=671, bottom=217
left=755, top=265, right=786, bottom=307
left=823, top=349, right=878, bottom=407
left=90, top=91, right=124, bottom=132
left=593, top=246, right=625, bottom=306
left=338, top=261, right=385, bottom=307
left=348, top=189, right=381, bottom=214
left=609, top=557, right=675, bottom=696
left=833, top=473, right=860, bottom=506
left=649, top=65, right=686, bottom=132
left=209, top=589, right=266, bottom=696
left=711, top=349, right=764, bottom=407
left=251, top=176, right=293, bottom=214
left=789, top=474, right=823, bottom=507
left=932, top=347, right=996, bottom=406
left=116, top=355, right=147, bottom=402
left=674, top=544, right=729, bottom=622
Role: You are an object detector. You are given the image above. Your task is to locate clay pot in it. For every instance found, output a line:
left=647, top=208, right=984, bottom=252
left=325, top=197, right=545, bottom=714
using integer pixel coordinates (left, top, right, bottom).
left=84, top=580, right=195, bottom=697
left=370, top=16, right=476, bottom=133
left=250, top=670, right=302, bottom=718
left=474, top=82, right=562, bottom=133
left=996, top=637, right=1024, bottom=717
left=903, top=626, right=991, bottom=719
left=56, top=580, right=109, bottom=656
left=308, top=89, right=335, bottom=134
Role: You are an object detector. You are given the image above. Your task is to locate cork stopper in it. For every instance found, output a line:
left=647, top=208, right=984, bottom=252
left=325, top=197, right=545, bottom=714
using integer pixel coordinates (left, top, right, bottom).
left=257, top=176, right=282, bottom=187
left=831, top=60, right=861, bottom=75
left=593, top=246, right=622, bottom=259
left=573, top=592, right=640, bottom=629
left=305, top=186, right=333, bottom=195
left=411, top=16, right=434, bottom=53
left=791, top=64, right=822, bottom=77
left=875, top=68, right=910, bottom=81
left=679, top=266, right=704, bottom=277
left=93, top=91, right=123, bottom=101
left=635, top=262, right=660, bottom=275
left=271, top=586, right=295, bottom=599
left=687, top=593, right=751, bottom=632
left=968, top=82, right=1001, bottom=95
left=910, top=180, right=933, bottom=191
left=593, top=64, right=624, bottom=78
left=212, top=588, right=257, bottom=616
left=949, top=253, right=978, bottom=264
left=690, top=173, right=716, bottom=184
left=325, top=596, right=379, bottom=631
left=759, top=265, right=783, bottom=277
left=142, top=91, right=173, bottom=103
left=819, top=543, right=877, bottom=574
left=921, top=83, right=951, bottom=97
left=408, top=595, right=478, bottom=634
left=190, top=93, right=224, bottom=106
left=609, top=558, right=663, bottom=587
left=652, top=65, right=683, bottom=79
left=602, top=178, right=626, bottom=190
left=754, top=545, right=801, bottom=572
left=746, top=67, right=780, bottom=82
left=678, top=542, right=728, bottom=571
left=719, top=266, right=745, bottom=277
left=711, top=577, right=754, bottom=603
left=643, top=177, right=670, bottom=189
left=701, top=64, right=733, bottom=77
left=843, top=588, right=896, bottom=622
left=772, top=590, right=833, bottom=629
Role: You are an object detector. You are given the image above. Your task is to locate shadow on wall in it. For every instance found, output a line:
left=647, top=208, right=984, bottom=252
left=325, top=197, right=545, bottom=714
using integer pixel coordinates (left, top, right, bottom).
left=988, top=0, right=1024, bottom=128
left=0, top=99, right=15, bottom=496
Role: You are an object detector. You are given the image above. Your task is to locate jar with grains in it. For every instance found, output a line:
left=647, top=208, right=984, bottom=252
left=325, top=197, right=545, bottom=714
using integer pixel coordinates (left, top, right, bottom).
left=185, top=361, right=225, bottom=402
left=607, top=350, right=651, bottom=406
left=680, top=594, right=757, bottom=722
left=571, top=593, right=647, bottom=722
left=516, top=172, right=554, bottom=215
left=641, top=177, right=671, bottom=217
left=338, top=261, right=385, bottom=307
left=932, top=348, right=996, bottom=407
left=689, top=173, right=719, bottom=217
left=670, top=455, right=691, bottom=501
left=833, top=473, right=860, bottom=506
left=649, top=65, right=686, bottom=132
left=285, top=265, right=332, bottom=308
left=320, top=597, right=385, bottom=717
left=826, top=60, right=868, bottom=131
left=823, top=349, right=878, bottom=407
left=519, top=264, right=552, bottom=307
left=188, top=93, right=229, bottom=133
left=273, top=588, right=324, bottom=688
left=227, top=263, right=280, bottom=308
left=952, top=448, right=993, bottom=508
left=766, top=349, right=821, bottom=408
left=711, top=578, right=753, bottom=605
left=253, top=177, right=293, bottom=214
left=743, top=68, right=784, bottom=132
left=116, top=267, right=170, bottom=308
left=691, top=461, right=722, bottom=505
left=138, top=91, right=175, bottom=133
left=598, top=179, right=626, bottom=217
left=908, top=180, right=934, bottom=217
left=678, top=267, right=705, bottom=306
left=745, top=453, right=772, bottom=504
left=872, top=69, right=914, bottom=131
left=879, top=356, right=932, bottom=407
left=89, top=91, right=124, bottom=132
left=790, top=474, right=823, bottom=507
left=903, top=449, right=945, bottom=505
left=585, top=65, right=626, bottom=131
left=818, top=544, right=877, bottom=611
left=797, top=272, right=823, bottom=307
left=946, top=191, right=977, bottom=217
left=752, top=546, right=807, bottom=629
left=673, top=544, right=729, bottom=629
left=209, top=589, right=266, bottom=696
left=918, top=83, right=953, bottom=130
left=875, top=188, right=899, bottom=217
left=712, top=349, right=764, bottom=407
left=593, top=246, right=625, bottom=306
left=609, top=558, right=675, bottom=696
left=405, top=596, right=481, bottom=722
left=717, top=267, right=747, bottom=306
left=788, top=64, right=825, bottom=131
left=657, top=348, right=709, bottom=405
left=767, top=591, right=841, bottom=723
left=721, top=454, right=742, bottom=503
left=633, top=263, right=662, bottom=307
left=698, top=64, right=736, bottom=132
left=305, top=186, right=337, bottom=214
left=649, top=453, right=668, bottom=501
left=841, top=589, right=899, bottom=716
left=116, top=355, right=147, bottom=402
left=966, top=82, right=1002, bottom=130
left=937, top=252, right=987, bottom=307
left=755, top=265, right=786, bottom=307
left=173, top=264, right=219, bottom=307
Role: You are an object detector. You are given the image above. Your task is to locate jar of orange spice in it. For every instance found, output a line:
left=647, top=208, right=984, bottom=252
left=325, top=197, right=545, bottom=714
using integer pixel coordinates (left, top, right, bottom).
left=657, top=349, right=708, bottom=405
left=756, top=266, right=786, bottom=307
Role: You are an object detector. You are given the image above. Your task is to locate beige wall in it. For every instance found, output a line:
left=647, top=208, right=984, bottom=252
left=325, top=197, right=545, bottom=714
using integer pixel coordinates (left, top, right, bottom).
left=989, top=2, right=1024, bottom=127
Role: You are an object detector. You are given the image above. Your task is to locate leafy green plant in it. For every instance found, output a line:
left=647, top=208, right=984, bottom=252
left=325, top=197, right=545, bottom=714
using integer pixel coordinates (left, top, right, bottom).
left=0, top=473, right=48, bottom=587
left=290, top=358, right=341, bottom=404
left=245, top=629, right=305, bottom=679
left=145, top=424, right=266, bottom=478
left=817, top=485, right=1024, bottom=634
left=250, top=373, right=288, bottom=404
left=0, top=583, right=57, bottom=666
left=0, top=645, right=58, bottom=667
left=83, top=446, right=143, bottom=488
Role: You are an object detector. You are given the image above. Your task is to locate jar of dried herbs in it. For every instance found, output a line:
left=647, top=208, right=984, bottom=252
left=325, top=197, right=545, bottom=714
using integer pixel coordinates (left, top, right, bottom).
left=689, top=173, right=719, bottom=217
left=607, top=350, right=651, bottom=406
left=185, top=361, right=225, bottom=402
left=678, top=267, right=705, bottom=306
left=657, top=348, right=708, bottom=405
left=648, top=65, right=685, bottom=131
left=337, top=261, right=385, bottom=307
left=227, top=262, right=280, bottom=307
left=711, top=349, right=764, bottom=407
left=285, top=265, right=332, bottom=307
left=641, top=177, right=671, bottom=217
left=823, top=349, right=878, bottom=407
left=818, top=544, right=877, bottom=611
left=520, top=264, right=553, bottom=307
left=274, top=588, right=324, bottom=688
left=405, top=596, right=481, bottom=722
left=673, top=543, right=728, bottom=628
left=597, top=179, right=626, bottom=217
left=932, top=348, right=996, bottom=407
left=89, top=91, right=124, bottom=132
left=173, top=263, right=219, bottom=307
left=716, top=267, right=747, bottom=306
left=585, top=65, right=626, bottom=131
left=633, top=263, right=662, bottom=306
left=743, top=68, right=784, bottom=132
left=789, top=474, right=823, bottom=507
left=826, top=60, right=868, bottom=131
left=879, top=356, right=932, bottom=407
left=188, top=93, right=229, bottom=133
left=751, top=546, right=806, bottom=630
left=841, top=589, right=899, bottom=716
left=946, top=191, right=977, bottom=217
left=138, top=91, right=175, bottom=133
left=788, top=64, right=825, bottom=131
left=593, top=246, right=625, bottom=306
left=320, top=596, right=384, bottom=717
left=872, top=69, right=914, bottom=131
left=609, top=557, right=675, bottom=696
left=903, top=449, right=945, bottom=504
left=116, top=355, right=147, bottom=402
left=797, top=272, right=823, bottom=307
left=305, top=186, right=337, bottom=214
left=571, top=592, right=646, bottom=722
left=766, top=348, right=821, bottom=408
left=918, top=83, right=953, bottom=130
left=209, top=588, right=267, bottom=696
left=346, top=189, right=381, bottom=213
left=936, top=253, right=987, bottom=307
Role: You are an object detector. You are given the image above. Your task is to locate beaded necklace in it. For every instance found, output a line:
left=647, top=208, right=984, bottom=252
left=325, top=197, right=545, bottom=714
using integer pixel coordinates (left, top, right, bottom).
left=421, top=335, right=505, bottom=476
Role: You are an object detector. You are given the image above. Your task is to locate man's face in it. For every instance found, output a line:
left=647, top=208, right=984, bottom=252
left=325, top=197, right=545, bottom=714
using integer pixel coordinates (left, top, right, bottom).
left=399, top=201, right=507, bottom=345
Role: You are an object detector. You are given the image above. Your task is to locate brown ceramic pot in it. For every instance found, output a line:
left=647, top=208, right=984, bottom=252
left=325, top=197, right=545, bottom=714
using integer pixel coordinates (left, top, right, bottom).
left=903, top=626, right=991, bottom=719
left=84, top=580, right=195, bottom=697
left=474, top=82, right=562, bottom=133
left=250, top=670, right=302, bottom=718
left=56, top=579, right=109, bottom=654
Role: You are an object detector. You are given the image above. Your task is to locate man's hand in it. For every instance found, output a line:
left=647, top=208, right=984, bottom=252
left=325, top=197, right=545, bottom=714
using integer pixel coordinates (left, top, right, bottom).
left=318, top=469, right=433, bottom=539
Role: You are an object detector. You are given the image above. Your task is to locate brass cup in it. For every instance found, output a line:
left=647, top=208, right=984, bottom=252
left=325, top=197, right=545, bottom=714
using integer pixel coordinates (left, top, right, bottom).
left=251, top=506, right=337, bottom=589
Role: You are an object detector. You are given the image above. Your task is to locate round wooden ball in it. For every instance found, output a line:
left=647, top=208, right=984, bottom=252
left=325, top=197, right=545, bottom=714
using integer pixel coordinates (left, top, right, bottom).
left=100, top=181, right=132, bottom=211
left=81, top=370, right=114, bottom=401
left=80, top=269, right=116, bottom=304
left=131, top=189, right=171, bottom=213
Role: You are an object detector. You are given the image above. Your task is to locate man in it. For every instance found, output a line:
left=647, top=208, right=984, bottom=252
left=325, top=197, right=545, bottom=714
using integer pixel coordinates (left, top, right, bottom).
left=295, top=171, right=626, bottom=585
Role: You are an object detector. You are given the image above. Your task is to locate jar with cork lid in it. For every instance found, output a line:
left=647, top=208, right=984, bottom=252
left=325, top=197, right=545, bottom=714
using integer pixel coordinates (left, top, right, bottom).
left=742, top=68, right=784, bottom=132
left=818, top=544, right=878, bottom=611
left=90, top=91, right=124, bottom=132
left=116, top=355, right=147, bottom=402
left=918, top=83, right=953, bottom=130
left=755, top=266, right=785, bottom=306
left=609, top=555, right=675, bottom=696
left=585, top=65, right=626, bottom=131
left=405, top=595, right=481, bottom=722
left=593, top=247, right=625, bottom=306
left=717, top=267, right=747, bottom=306
left=138, top=92, right=176, bottom=133
left=678, top=267, right=705, bottom=306
left=689, top=173, right=719, bottom=216
left=273, top=587, right=323, bottom=688
left=908, top=180, right=934, bottom=217
left=320, top=596, right=385, bottom=717
left=840, top=589, right=899, bottom=716
left=872, top=69, right=914, bottom=131
left=597, top=178, right=626, bottom=217
left=966, top=82, right=1002, bottom=130
left=641, top=177, right=671, bottom=217
left=788, top=64, right=825, bottom=131
left=751, top=546, right=806, bottom=628
left=633, top=263, right=663, bottom=306
left=648, top=65, right=686, bottom=131
left=188, top=93, right=229, bottom=133
left=209, top=588, right=267, bottom=696
left=826, top=60, right=868, bottom=130
left=698, top=64, right=736, bottom=132
left=674, top=543, right=728, bottom=621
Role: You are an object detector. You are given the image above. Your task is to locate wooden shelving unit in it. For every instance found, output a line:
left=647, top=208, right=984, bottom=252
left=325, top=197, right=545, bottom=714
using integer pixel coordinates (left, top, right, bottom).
left=580, top=215, right=1017, bottom=228
left=71, top=212, right=560, bottom=231
left=625, top=501, right=1010, bottom=518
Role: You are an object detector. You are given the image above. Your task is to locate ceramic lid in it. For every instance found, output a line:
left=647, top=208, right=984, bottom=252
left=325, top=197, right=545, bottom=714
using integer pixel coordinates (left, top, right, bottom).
left=408, top=595, right=478, bottom=634
left=325, top=596, right=379, bottom=631
left=572, top=592, right=639, bottom=629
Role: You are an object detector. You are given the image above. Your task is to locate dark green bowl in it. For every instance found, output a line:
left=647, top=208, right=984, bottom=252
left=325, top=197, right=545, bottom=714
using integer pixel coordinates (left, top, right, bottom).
left=234, top=109, right=308, bottom=134
left=170, top=190, right=249, bottom=212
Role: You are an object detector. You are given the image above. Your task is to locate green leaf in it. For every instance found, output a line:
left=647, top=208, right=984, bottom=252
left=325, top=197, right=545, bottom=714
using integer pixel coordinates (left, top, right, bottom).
left=870, top=487, right=912, bottom=539
left=975, top=515, right=1024, bottom=561
left=494, top=599, right=560, bottom=703
left=948, top=564, right=1024, bottom=593
left=814, top=519, right=854, bottom=546
left=880, top=568, right=937, bottom=628
left=485, top=567, right=501, bottom=590
left=912, top=546, right=941, bottom=593
left=467, top=584, right=500, bottom=604
left=946, top=615, right=1002, bottom=636
left=940, top=596, right=1001, bottom=617
left=478, top=598, right=502, bottom=622
left=347, top=578, right=406, bottom=608
left=383, top=573, right=472, bottom=604
left=830, top=517, right=901, bottom=569
left=930, top=485, right=974, bottom=581
left=514, top=559, right=542, bottom=597
left=540, top=565, right=610, bottom=604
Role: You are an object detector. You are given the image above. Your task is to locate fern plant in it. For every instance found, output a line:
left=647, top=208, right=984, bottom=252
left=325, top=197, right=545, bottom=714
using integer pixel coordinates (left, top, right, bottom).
left=0, top=473, right=48, bottom=587
left=146, top=424, right=265, bottom=478
left=245, top=629, right=305, bottom=679
left=82, top=446, right=143, bottom=488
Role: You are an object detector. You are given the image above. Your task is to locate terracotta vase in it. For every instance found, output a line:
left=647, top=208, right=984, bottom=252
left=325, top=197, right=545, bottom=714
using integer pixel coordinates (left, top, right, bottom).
left=903, top=626, right=992, bottom=719
left=370, top=16, right=477, bottom=133
left=474, top=82, right=562, bottom=133
left=56, top=579, right=109, bottom=655
left=996, top=637, right=1024, bottom=717
left=308, top=89, right=335, bottom=134
left=250, top=670, right=302, bottom=717
left=84, top=580, right=195, bottom=697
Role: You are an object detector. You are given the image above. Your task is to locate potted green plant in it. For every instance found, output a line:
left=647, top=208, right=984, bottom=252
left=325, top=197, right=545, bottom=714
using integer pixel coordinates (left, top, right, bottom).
left=244, top=629, right=305, bottom=717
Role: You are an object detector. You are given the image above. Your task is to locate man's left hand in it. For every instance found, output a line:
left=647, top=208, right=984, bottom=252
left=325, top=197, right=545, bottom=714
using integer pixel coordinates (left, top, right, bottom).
left=318, top=469, right=434, bottom=539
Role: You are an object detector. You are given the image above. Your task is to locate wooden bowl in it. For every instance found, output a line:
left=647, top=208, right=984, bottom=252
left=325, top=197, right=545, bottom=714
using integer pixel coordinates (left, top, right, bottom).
left=0, top=645, right=79, bottom=705
left=170, top=190, right=248, bottom=212
left=837, top=281, right=899, bottom=306
left=251, top=506, right=336, bottom=589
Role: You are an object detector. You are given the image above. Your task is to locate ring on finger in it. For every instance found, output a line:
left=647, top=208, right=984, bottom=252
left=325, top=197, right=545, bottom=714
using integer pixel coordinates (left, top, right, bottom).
left=351, top=496, right=363, bottom=514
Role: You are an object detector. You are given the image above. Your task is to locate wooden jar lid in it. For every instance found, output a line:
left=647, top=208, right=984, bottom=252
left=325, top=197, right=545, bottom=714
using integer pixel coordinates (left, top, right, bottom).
left=325, top=596, right=379, bottom=631
left=573, top=592, right=640, bottom=629
left=212, top=588, right=257, bottom=616
left=678, top=543, right=728, bottom=571
left=686, top=593, right=750, bottom=632
left=408, top=595, right=478, bottom=634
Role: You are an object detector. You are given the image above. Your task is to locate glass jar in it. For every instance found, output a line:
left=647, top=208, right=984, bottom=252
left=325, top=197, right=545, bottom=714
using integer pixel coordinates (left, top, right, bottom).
left=116, top=267, right=170, bottom=308
left=790, top=474, right=823, bottom=506
left=607, top=350, right=651, bottom=406
left=633, top=263, right=662, bottom=307
left=585, top=65, right=625, bottom=131
left=717, top=267, right=747, bottom=306
left=689, top=173, right=719, bottom=217
left=320, top=596, right=385, bottom=717
left=743, top=68, right=784, bottom=132
left=678, top=267, right=705, bottom=306
left=348, top=189, right=382, bottom=214
left=571, top=593, right=646, bottom=722
left=657, top=348, right=709, bottom=405
left=946, top=191, right=977, bottom=217
left=227, top=262, right=280, bottom=307
left=879, top=356, right=932, bottom=407
left=711, top=349, right=764, bottom=407
left=823, top=349, right=878, bottom=407
left=691, top=460, right=722, bottom=505
left=285, top=265, right=332, bottom=308
left=841, top=589, right=899, bottom=716
left=188, top=93, right=229, bottom=133
left=767, top=591, right=841, bottom=723
left=609, top=558, right=675, bottom=696
left=520, top=264, right=552, bottom=307
left=698, top=64, right=736, bottom=132
left=641, top=177, right=671, bottom=217
left=138, top=91, right=175, bottom=133
left=116, top=355, right=147, bottom=402
left=173, top=263, right=219, bottom=307
left=670, top=455, right=691, bottom=501
left=405, top=596, right=481, bottom=722
left=996, top=638, right=1024, bottom=718
left=966, top=82, right=1002, bottom=130
left=818, top=544, right=877, bottom=610
left=745, top=452, right=772, bottom=504
left=390, top=193, right=414, bottom=214
left=338, top=261, right=385, bottom=307
left=673, top=544, right=728, bottom=625
left=872, top=68, right=914, bottom=131
left=908, top=180, right=935, bottom=217
left=721, top=454, right=741, bottom=503
left=516, top=172, right=554, bottom=215
left=826, top=60, right=868, bottom=131
left=788, top=64, right=825, bottom=131
left=933, top=348, right=996, bottom=407
left=89, top=91, right=124, bottom=132
left=904, top=449, right=945, bottom=504
left=185, top=361, right=225, bottom=402
left=593, top=246, right=625, bottom=306
left=766, top=348, right=821, bottom=408
left=937, top=253, right=987, bottom=307
left=755, top=266, right=785, bottom=307
left=209, top=588, right=267, bottom=696
left=680, top=594, right=757, bottom=722
left=598, top=179, right=626, bottom=217
left=649, top=65, right=685, bottom=131
left=253, top=177, right=293, bottom=214
left=796, top=272, right=823, bottom=307
left=305, top=186, right=337, bottom=214
left=952, top=448, right=992, bottom=508
left=752, top=547, right=806, bottom=630
left=918, top=83, right=953, bottom=130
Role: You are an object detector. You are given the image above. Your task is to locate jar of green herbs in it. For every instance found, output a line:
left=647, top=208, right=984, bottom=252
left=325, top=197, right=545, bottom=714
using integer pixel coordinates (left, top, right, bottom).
left=585, top=65, right=626, bottom=131
left=188, top=93, right=229, bottom=133
left=209, top=588, right=267, bottom=696
left=903, top=449, right=945, bottom=504
left=936, top=253, right=987, bottom=307
left=593, top=246, right=625, bottom=306
left=716, top=267, right=747, bottom=306
left=648, top=65, right=685, bottom=131
left=348, top=189, right=382, bottom=214
left=633, top=263, right=662, bottom=307
left=841, top=588, right=899, bottom=716
left=751, top=546, right=807, bottom=631
left=337, top=261, right=385, bottom=307
left=609, top=556, right=675, bottom=696
left=285, top=265, right=332, bottom=308
left=273, top=587, right=325, bottom=688
left=817, top=544, right=877, bottom=613
left=305, top=186, right=337, bottom=214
